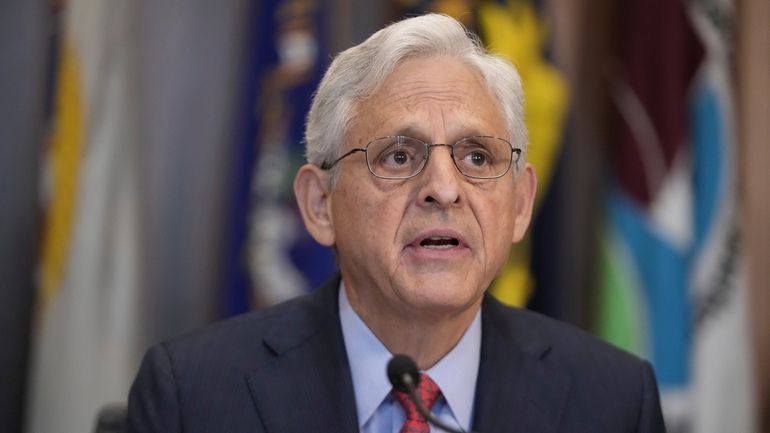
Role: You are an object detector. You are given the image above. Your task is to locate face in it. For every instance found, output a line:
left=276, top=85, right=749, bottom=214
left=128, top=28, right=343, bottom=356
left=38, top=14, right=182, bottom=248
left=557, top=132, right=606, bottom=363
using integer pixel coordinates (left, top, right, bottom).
left=297, top=56, right=536, bottom=323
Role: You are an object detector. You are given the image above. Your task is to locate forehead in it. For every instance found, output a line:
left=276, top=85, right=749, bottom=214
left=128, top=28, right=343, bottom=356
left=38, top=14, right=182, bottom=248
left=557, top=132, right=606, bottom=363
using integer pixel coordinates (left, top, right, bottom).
left=351, top=56, right=507, bottom=140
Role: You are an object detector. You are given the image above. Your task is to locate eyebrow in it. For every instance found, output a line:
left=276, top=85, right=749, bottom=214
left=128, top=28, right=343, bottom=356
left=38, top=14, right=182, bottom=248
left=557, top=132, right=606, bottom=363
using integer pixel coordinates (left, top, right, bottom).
left=389, top=124, right=428, bottom=140
left=389, top=124, right=487, bottom=142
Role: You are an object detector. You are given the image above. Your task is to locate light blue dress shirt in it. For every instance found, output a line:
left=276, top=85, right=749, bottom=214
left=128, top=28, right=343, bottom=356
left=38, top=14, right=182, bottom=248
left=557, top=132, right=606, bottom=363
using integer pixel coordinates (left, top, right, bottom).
left=338, top=283, right=481, bottom=433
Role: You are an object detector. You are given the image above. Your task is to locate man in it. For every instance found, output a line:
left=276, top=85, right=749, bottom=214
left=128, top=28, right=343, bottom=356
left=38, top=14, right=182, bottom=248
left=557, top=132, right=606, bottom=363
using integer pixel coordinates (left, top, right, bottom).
left=128, top=13, right=665, bottom=433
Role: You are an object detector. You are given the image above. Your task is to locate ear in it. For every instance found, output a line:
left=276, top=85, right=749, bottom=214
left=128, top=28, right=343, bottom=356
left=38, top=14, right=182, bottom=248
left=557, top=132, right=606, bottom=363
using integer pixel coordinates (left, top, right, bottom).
left=294, top=164, right=335, bottom=246
left=511, top=163, right=537, bottom=243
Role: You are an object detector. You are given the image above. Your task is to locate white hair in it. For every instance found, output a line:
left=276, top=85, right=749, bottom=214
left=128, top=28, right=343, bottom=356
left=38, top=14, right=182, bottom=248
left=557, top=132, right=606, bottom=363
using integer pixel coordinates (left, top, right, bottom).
left=304, top=13, right=527, bottom=177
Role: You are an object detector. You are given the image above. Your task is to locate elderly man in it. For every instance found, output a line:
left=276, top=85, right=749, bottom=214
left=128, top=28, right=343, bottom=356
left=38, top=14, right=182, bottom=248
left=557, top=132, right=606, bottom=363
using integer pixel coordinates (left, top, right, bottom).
left=128, top=13, right=665, bottom=433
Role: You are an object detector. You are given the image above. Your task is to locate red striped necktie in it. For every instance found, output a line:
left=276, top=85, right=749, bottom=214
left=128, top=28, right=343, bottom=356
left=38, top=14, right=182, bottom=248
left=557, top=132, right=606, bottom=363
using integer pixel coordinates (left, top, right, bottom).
left=391, top=373, right=442, bottom=433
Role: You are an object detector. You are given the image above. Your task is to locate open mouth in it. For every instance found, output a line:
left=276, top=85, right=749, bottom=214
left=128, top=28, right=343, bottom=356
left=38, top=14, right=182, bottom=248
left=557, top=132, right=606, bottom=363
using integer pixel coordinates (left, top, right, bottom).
left=419, top=236, right=460, bottom=249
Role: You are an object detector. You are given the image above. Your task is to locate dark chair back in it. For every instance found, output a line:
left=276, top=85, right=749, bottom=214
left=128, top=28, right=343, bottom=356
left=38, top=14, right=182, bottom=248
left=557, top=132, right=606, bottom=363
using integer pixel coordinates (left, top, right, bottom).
left=93, top=404, right=126, bottom=433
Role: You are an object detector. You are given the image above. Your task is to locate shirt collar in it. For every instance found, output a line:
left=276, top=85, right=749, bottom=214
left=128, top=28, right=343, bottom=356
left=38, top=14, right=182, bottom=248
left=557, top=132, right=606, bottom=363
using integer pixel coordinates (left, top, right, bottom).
left=425, top=308, right=481, bottom=429
left=338, top=281, right=481, bottom=429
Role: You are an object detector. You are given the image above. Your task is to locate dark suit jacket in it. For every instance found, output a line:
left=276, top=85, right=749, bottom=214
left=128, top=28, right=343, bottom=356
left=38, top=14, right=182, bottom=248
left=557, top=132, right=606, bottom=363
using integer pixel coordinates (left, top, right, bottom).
left=127, top=275, right=665, bottom=433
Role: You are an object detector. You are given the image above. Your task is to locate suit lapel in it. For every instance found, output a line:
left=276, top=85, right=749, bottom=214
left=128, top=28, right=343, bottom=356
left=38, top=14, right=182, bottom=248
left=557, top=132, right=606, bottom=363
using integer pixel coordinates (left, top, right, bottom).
left=244, top=276, right=359, bottom=433
left=242, top=280, right=572, bottom=433
left=472, top=295, right=571, bottom=433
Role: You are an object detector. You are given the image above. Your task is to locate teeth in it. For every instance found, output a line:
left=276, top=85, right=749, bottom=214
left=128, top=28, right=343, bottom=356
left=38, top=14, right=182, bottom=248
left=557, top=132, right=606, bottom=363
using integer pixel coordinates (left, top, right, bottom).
left=419, top=237, right=460, bottom=248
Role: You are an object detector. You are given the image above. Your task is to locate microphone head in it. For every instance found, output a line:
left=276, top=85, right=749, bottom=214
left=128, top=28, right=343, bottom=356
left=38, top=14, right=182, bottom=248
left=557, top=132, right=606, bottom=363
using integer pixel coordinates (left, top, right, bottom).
left=387, top=354, right=420, bottom=393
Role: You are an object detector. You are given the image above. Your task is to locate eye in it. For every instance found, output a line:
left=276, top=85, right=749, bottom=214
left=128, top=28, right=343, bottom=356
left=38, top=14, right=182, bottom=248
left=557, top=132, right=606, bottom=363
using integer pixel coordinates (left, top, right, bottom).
left=385, top=149, right=411, bottom=166
left=452, top=137, right=513, bottom=178
left=372, top=138, right=421, bottom=168
left=458, top=145, right=493, bottom=167
left=465, top=151, right=489, bottom=166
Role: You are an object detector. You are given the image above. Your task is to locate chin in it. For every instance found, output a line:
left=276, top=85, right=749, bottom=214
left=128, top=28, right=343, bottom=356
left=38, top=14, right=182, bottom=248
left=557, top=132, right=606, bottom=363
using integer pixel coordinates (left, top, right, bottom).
left=396, top=279, right=483, bottom=315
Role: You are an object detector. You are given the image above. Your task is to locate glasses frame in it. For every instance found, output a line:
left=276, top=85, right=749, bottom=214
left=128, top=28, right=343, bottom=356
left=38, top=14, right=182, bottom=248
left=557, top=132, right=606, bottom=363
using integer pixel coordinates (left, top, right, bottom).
left=320, top=135, right=522, bottom=180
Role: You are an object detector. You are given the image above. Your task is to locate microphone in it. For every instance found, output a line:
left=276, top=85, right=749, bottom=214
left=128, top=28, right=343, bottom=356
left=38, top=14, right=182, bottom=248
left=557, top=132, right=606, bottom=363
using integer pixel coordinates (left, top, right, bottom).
left=387, top=354, right=479, bottom=433
left=387, top=354, right=421, bottom=393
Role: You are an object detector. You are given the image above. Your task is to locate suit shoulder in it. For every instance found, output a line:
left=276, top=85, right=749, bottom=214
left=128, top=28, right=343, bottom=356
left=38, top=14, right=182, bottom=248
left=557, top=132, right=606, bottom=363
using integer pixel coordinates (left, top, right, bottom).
left=157, top=290, right=331, bottom=368
left=482, top=300, right=665, bottom=431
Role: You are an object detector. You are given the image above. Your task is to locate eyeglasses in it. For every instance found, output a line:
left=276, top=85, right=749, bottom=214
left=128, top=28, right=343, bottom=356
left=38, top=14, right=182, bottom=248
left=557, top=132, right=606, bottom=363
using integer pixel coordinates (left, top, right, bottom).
left=320, top=135, right=521, bottom=180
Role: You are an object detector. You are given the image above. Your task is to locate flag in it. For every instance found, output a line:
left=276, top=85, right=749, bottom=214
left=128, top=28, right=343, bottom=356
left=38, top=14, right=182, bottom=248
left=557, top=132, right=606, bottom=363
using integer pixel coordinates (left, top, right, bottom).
left=27, top=1, right=144, bottom=432
left=135, top=1, right=253, bottom=332
left=476, top=0, right=568, bottom=308
left=686, top=2, right=755, bottom=430
left=0, top=1, right=49, bottom=431
left=596, top=0, right=755, bottom=430
left=237, top=0, right=335, bottom=308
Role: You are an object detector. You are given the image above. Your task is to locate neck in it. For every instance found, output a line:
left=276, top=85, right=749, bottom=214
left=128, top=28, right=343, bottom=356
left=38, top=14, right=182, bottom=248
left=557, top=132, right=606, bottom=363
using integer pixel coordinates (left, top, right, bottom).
left=343, top=283, right=482, bottom=370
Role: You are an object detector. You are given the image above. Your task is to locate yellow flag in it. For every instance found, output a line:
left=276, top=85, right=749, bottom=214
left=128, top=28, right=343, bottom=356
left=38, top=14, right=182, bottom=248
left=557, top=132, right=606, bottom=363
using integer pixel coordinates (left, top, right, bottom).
left=478, top=0, right=569, bottom=306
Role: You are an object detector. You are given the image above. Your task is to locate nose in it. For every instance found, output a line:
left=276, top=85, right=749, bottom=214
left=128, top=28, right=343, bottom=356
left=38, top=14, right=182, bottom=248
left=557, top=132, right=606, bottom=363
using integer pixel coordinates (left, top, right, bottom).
left=416, top=144, right=463, bottom=208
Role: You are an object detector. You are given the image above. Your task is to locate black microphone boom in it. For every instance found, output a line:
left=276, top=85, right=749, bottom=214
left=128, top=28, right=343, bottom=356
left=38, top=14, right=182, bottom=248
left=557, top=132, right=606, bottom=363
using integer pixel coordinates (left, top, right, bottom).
left=386, top=354, right=480, bottom=433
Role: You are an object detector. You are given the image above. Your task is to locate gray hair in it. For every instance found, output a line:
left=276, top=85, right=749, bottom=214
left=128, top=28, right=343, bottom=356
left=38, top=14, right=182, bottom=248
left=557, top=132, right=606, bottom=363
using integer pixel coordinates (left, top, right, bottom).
left=304, top=13, right=527, bottom=177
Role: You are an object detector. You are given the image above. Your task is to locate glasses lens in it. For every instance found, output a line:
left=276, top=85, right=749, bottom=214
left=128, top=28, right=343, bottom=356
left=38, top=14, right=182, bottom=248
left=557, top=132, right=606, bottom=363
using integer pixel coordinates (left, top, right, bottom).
left=366, top=136, right=427, bottom=179
left=452, top=137, right=513, bottom=178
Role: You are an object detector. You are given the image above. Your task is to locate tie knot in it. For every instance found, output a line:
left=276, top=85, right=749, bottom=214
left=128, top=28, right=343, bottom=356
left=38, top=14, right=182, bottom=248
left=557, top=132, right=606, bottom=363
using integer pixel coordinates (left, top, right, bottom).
left=391, top=373, right=442, bottom=422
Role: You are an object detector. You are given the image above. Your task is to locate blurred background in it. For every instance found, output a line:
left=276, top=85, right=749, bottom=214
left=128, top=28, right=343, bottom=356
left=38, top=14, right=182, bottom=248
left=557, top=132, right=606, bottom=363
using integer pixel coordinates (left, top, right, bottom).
left=1, top=0, right=768, bottom=432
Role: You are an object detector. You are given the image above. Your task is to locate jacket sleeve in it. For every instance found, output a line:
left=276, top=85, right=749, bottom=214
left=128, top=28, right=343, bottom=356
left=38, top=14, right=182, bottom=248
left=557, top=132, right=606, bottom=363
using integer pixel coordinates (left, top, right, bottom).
left=637, top=360, right=667, bottom=433
left=127, top=344, right=182, bottom=433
